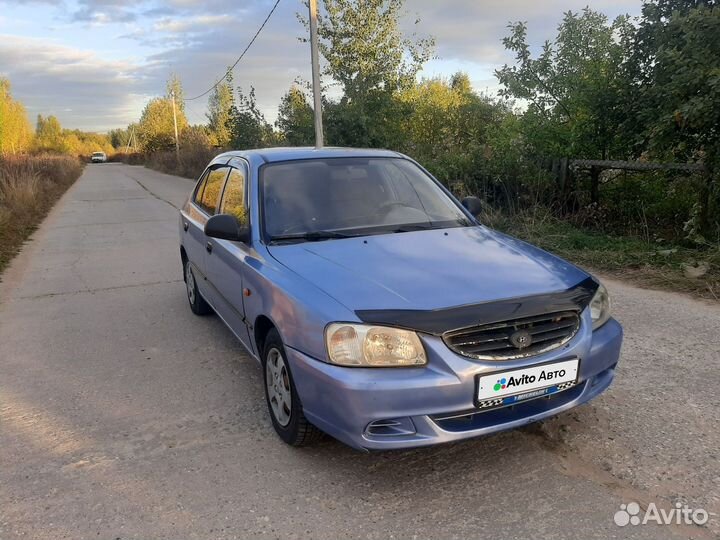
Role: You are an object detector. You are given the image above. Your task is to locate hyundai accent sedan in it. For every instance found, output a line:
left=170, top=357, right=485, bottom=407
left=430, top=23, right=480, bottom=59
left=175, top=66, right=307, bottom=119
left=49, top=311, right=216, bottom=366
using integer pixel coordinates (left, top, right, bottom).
left=179, top=147, right=623, bottom=451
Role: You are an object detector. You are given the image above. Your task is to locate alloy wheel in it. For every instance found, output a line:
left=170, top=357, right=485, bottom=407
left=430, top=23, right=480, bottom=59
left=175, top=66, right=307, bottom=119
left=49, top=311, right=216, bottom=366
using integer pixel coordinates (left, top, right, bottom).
left=266, top=347, right=292, bottom=426
left=185, top=263, right=196, bottom=305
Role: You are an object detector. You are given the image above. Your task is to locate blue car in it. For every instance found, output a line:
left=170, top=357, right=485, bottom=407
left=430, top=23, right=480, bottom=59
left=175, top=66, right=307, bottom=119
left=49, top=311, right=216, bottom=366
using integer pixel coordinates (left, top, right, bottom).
left=179, top=147, right=622, bottom=451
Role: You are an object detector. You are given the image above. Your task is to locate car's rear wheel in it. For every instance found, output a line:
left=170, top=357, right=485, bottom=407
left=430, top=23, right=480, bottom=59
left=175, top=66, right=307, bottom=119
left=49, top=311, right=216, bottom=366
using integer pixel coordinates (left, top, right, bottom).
left=262, top=329, right=323, bottom=446
left=184, top=259, right=211, bottom=315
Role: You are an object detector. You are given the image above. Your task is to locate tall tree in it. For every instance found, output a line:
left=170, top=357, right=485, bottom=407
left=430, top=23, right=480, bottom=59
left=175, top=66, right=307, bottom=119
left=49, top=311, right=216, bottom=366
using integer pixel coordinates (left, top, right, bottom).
left=397, top=73, right=512, bottom=186
left=0, top=78, right=33, bottom=155
left=108, top=127, right=131, bottom=149
left=633, top=1, right=720, bottom=234
left=137, top=100, right=188, bottom=153
left=35, top=114, right=66, bottom=153
left=634, top=1, right=720, bottom=163
left=276, top=85, right=315, bottom=146
left=305, top=0, right=433, bottom=148
left=138, top=76, right=189, bottom=153
left=206, top=71, right=234, bottom=148
left=496, top=9, right=633, bottom=161
left=313, top=0, right=433, bottom=100
left=227, top=86, right=274, bottom=150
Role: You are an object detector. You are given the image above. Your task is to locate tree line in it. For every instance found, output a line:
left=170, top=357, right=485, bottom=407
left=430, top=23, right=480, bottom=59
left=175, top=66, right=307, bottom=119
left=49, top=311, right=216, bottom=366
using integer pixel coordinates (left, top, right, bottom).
left=0, top=79, right=114, bottom=158
left=117, top=0, right=720, bottom=243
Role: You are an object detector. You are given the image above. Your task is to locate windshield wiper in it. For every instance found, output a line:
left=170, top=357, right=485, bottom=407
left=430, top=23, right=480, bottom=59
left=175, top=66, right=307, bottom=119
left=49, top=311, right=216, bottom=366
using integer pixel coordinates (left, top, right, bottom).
left=391, top=223, right=438, bottom=233
left=269, top=230, right=353, bottom=243
left=392, top=220, right=475, bottom=233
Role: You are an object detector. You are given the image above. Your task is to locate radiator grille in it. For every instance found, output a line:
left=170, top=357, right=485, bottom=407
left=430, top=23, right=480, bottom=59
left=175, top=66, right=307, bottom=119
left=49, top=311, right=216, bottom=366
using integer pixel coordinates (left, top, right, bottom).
left=442, top=311, right=581, bottom=360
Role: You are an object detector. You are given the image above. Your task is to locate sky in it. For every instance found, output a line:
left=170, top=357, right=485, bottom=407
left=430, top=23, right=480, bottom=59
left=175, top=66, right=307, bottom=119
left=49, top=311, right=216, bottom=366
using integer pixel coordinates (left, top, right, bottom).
left=0, top=0, right=642, bottom=133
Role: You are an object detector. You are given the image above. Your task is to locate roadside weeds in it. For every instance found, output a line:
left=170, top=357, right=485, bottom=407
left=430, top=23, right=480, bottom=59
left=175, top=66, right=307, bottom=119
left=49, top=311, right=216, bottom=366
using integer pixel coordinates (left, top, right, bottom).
left=0, top=154, right=84, bottom=275
left=487, top=209, right=720, bottom=302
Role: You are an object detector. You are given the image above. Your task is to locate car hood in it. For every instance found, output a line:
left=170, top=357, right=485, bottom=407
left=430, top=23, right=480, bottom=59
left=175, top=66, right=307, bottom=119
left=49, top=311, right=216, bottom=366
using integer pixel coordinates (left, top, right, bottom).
left=267, top=226, right=589, bottom=311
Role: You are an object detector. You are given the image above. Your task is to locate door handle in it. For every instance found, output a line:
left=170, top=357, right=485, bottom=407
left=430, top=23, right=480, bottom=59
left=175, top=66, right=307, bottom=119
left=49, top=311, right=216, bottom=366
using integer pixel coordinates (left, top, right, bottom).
left=183, top=221, right=189, bottom=231
left=206, top=241, right=213, bottom=254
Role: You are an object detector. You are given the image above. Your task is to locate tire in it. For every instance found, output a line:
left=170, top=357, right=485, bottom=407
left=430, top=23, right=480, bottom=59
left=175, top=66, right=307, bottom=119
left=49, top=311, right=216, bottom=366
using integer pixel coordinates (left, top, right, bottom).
left=183, top=258, right=212, bottom=315
left=262, top=328, right=323, bottom=446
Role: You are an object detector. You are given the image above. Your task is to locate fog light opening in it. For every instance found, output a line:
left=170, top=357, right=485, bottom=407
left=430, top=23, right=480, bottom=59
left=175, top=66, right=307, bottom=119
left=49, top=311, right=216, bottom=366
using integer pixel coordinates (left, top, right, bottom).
left=365, top=417, right=416, bottom=437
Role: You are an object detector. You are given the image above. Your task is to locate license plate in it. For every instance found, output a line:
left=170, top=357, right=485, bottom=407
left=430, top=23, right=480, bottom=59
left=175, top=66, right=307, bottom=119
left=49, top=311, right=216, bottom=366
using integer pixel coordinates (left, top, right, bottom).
left=475, top=358, right=579, bottom=408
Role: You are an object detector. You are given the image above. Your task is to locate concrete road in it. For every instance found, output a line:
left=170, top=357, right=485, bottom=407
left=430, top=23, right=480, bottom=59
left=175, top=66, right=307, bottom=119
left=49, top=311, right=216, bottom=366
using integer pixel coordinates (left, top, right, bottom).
left=1, top=163, right=718, bottom=540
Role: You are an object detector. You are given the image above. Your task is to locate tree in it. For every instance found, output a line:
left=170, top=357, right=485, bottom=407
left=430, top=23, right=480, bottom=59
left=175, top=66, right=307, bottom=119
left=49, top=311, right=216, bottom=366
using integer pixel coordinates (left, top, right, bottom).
left=227, top=86, right=275, bottom=150
left=35, top=115, right=66, bottom=153
left=108, top=127, right=132, bottom=149
left=634, top=1, right=720, bottom=163
left=276, top=85, right=315, bottom=146
left=61, top=130, right=113, bottom=156
left=137, top=98, right=183, bottom=153
left=0, top=78, right=33, bottom=155
left=496, top=9, right=633, bottom=162
left=633, top=1, right=720, bottom=234
left=305, top=0, right=434, bottom=148
left=137, top=76, right=188, bottom=153
left=496, top=9, right=636, bottom=206
left=397, top=73, right=514, bottom=190
left=398, top=77, right=469, bottom=167
left=206, top=71, right=235, bottom=148
left=312, top=0, right=433, bottom=100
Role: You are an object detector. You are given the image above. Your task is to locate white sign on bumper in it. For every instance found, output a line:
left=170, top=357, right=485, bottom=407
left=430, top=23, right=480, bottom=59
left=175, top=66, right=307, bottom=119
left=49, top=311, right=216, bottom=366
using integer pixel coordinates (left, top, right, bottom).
left=476, top=358, right=579, bottom=406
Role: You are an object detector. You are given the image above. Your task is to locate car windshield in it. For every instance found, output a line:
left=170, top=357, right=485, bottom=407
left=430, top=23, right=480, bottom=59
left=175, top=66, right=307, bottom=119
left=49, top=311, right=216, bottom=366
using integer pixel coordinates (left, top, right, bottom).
left=262, top=157, right=472, bottom=241
left=92, top=152, right=104, bottom=157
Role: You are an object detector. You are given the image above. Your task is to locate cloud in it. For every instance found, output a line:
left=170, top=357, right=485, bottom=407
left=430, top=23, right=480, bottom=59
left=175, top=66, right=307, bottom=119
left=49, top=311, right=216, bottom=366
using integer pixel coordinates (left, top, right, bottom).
left=0, top=0, right=643, bottom=132
left=70, top=0, right=139, bottom=23
left=403, top=0, right=641, bottom=65
left=67, top=0, right=255, bottom=25
left=0, top=35, right=148, bottom=131
left=137, top=3, right=311, bottom=124
left=153, top=14, right=238, bottom=34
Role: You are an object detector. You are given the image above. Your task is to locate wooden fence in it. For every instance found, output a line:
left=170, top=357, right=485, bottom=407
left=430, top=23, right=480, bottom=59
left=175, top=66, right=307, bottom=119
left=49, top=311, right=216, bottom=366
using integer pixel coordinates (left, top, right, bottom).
left=550, top=157, right=713, bottom=232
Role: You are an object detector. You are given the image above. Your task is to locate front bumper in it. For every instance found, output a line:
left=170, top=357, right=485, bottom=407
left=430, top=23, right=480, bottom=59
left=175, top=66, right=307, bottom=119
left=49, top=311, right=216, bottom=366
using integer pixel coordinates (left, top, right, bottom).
left=286, top=315, right=623, bottom=451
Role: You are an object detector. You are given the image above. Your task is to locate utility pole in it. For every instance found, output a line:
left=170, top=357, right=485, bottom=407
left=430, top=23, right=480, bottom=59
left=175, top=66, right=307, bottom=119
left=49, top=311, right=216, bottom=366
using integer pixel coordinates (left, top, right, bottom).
left=308, top=0, right=324, bottom=148
left=170, top=90, right=180, bottom=160
left=125, top=125, right=137, bottom=154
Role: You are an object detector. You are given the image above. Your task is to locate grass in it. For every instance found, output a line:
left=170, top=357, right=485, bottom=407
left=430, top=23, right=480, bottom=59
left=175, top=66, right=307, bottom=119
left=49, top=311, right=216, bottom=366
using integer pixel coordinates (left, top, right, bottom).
left=109, top=152, right=145, bottom=165
left=0, top=154, right=84, bottom=274
left=485, top=207, right=720, bottom=301
left=145, top=145, right=220, bottom=180
left=113, top=147, right=221, bottom=180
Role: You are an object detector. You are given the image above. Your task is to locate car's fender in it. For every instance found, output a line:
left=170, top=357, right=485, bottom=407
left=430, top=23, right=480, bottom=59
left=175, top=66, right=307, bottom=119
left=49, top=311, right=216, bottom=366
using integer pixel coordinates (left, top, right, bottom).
left=240, top=242, right=358, bottom=362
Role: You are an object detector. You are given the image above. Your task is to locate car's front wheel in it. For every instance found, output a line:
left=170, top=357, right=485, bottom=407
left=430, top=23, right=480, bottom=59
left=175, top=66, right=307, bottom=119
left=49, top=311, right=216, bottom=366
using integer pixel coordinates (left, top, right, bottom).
left=262, top=329, right=322, bottom=446
left=183, top=258, right=211, bottom=315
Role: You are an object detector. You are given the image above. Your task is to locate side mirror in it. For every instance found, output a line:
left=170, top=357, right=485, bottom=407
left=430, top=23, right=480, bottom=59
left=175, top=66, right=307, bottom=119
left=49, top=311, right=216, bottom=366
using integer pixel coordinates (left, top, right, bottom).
left=461, top=196, right=483, bottom=217
left=205, top=214, right=250, bottom=243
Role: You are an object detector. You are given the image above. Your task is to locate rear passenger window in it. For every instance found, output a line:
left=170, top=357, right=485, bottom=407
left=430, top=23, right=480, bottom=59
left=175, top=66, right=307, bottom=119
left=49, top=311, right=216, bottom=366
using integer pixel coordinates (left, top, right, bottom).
left=196, top=167, right=229, bottom=215
left=220, top=168, right=247, bottom=225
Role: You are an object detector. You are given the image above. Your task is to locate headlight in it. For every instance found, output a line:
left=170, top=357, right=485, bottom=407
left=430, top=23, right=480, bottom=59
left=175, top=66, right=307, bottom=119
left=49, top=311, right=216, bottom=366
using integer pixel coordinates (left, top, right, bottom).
left=590, top=282, right=611, bottom=330
left=325, top=323, right=427, bottom=367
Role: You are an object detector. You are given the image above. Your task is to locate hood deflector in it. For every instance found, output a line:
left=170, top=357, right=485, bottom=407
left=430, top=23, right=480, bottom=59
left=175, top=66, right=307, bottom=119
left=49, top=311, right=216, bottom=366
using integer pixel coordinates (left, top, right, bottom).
left=354, top=277, right=599, bottom=336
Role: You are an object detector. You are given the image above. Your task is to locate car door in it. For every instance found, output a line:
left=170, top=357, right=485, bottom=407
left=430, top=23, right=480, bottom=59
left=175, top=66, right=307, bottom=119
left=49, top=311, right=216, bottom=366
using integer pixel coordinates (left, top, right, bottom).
left=204, top=161, right=254, bottom=350
left=181, top=165, right=230, bottom=305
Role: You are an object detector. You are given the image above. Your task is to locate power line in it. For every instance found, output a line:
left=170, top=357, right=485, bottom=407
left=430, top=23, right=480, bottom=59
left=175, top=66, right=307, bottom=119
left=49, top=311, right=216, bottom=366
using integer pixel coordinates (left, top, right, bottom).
left=184, top=0, right=282, bottom=102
